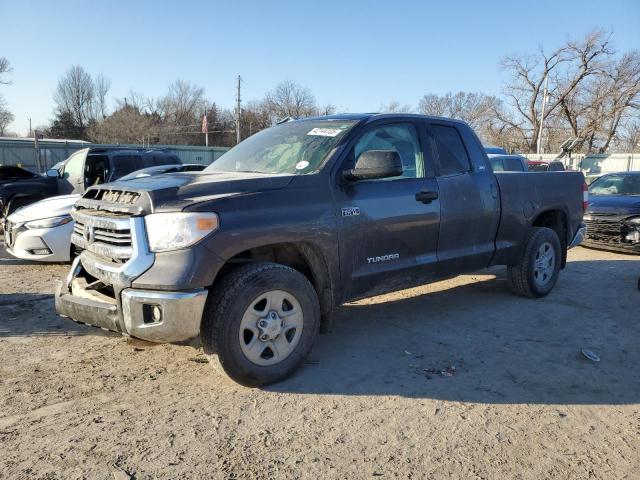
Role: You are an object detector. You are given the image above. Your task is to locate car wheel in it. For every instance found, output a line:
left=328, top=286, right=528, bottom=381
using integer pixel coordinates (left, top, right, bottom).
left=201, top=262, right=320, bottom=387
left=507, top=227, right=562, bottom=298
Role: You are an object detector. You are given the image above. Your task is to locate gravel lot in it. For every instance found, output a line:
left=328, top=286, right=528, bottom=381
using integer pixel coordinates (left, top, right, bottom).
left=0, top=243, right=638, bottom=479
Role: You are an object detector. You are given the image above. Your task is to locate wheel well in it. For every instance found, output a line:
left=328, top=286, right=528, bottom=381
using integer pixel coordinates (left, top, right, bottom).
left=218, top=242, right=335, bottom=332
left=7, top=194, right=43, bottom=214
left=532, top=210, right=568, bottom=267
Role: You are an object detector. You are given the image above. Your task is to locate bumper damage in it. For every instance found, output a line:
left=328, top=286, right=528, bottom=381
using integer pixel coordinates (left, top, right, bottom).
left=55, top=258, right=208, bottom=343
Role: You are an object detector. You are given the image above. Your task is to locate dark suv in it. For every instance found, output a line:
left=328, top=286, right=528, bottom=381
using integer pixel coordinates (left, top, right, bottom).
left=0, top=148, right=181, bottom=219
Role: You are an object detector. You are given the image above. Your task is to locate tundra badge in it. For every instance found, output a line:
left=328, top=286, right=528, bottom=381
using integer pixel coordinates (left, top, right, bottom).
left=367, top=253, right=400, bottom=264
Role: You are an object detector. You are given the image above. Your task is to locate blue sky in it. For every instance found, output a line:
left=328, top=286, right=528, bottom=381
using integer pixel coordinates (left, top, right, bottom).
left=1, top=0, right=639, bottom=135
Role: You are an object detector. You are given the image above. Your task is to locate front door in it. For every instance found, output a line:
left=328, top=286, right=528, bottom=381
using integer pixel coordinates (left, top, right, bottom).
left=336, top=121, right=441, bottom=300
left=58, top=149, right=88, bottom=194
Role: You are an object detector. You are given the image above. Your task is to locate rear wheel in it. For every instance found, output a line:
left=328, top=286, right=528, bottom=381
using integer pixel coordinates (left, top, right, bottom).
left=201, top=262, right=320, bottom=386
left=508, top=227, right=562, bottom=298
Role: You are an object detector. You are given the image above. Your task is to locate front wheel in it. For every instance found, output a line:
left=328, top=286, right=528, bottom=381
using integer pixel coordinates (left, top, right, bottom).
left=508, top=227, right=562, bottom=298
left=201, top=262, right=320, bottom=386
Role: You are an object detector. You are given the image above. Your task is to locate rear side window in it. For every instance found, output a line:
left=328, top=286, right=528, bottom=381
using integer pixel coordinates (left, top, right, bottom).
left=432, top=125, right=471, bottom=176
left=504, top=157, right=524, bottom=172
left=490, top=158, right=505, bottom=172
left=150, top=154, right=180, bottom=167
left=112, top=155, right=144, bottom=179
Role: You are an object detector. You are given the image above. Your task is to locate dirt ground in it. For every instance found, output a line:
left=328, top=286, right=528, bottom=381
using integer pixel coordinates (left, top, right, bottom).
left=0, top=244, right=638, bottom=479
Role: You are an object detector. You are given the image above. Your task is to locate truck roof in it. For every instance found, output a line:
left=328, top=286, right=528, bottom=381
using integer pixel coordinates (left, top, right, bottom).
left=293, top=113, right=471, bottom=126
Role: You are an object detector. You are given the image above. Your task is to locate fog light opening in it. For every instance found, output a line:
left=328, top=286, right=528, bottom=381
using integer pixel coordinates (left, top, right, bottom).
left=29, top=248, right=52, bottom=255
left=142, top=304, right=163, bottom=324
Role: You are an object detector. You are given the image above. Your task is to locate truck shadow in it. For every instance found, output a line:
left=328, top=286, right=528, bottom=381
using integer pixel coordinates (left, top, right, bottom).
left=269, top=259, right=640, bottom=404
left=0, top=293, right=110, bottom=338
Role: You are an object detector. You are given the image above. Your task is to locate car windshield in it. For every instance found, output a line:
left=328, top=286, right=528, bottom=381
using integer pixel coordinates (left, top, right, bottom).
left=205, top=120, right=357, bottom=175
left=589, top=174, right=640, bottom=196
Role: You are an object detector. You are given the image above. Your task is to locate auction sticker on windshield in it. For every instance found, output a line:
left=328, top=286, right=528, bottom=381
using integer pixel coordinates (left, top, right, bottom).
left=307, top=127, right=343, bottom=137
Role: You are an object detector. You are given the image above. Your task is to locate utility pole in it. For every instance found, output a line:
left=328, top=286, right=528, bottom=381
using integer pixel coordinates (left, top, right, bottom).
left=536, top=74, right=549, bottom=155
left=235, top=75, right=242, bottom=145
left=204, top=108, right=209, bottom=147
left=28, top=118, right=32, bottom=137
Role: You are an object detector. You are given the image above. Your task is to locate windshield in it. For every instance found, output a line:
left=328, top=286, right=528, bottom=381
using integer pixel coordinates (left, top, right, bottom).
left=589, top=174, right=640, bottom=196
left=205, top=120, right=357, bottom=175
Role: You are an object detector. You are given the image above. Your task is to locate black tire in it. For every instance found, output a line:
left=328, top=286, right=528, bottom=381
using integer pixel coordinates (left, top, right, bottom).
left=507, top=227, right=562, bottom=298
left=201, top=262, right=320, bottom=387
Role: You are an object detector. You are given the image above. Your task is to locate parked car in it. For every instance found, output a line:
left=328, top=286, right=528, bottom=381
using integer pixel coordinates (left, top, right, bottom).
left=0, top=148, right=181, bottom=220
left=484, top=145, right=507, bottom=155
left=56, top=113, right=586, bottom=386
left=487, top=154, right=528, bottom=172
left=3, top=163, right=202, bottom=263
left=527, top=160, right=565, bottom=172
left=583, top=172, right=640, bottom=254
left=0, top=165, right=40, bottom=182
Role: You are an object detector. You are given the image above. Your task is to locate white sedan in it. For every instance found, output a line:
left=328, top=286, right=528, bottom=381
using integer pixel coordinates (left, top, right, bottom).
left=4, top=194, right=79, bottom=262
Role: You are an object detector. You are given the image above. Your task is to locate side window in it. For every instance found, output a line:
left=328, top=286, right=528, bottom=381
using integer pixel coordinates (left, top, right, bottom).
left=432, top=125, right=471, bottom=176
left=112, top=155, right=143, bottom=179
left=353, top=123, right=423, bottom=179
left=62, top=152, right=84, bottom=180
left=504, top=157, right=524, bottom=172
left=490, top=158, right=505, bottom=172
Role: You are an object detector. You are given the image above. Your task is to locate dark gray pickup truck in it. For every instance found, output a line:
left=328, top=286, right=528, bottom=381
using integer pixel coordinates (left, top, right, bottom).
left=55, top=114, right=587, bottom=386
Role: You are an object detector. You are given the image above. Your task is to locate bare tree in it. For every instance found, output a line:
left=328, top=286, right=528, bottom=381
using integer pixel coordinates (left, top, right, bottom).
left=418, top=92, right=502, bottom=129
left=379, top=101, right=413, bottom=113
left=263, top=80, right=317, bottom=120
left=159, top=79, right=206, bottom=125
left=94, top=73, right=111, bottom=119
left=0, top=95, right=14, bottom=135
left=54, top=65, right=97, bottom=129
left=498, top=29, right=614, bottom=152
left=0, top=57, right=11, bottom=85
left=617, top=120, right=640, bottom=152
left=0, top=57, right=14, bottom=135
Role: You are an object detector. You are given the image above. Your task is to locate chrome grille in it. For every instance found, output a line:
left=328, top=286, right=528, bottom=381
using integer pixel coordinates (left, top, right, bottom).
left=71, top=211, right=134, bottom=260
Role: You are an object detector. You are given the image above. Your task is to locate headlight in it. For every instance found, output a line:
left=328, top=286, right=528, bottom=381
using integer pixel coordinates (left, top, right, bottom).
left=626, top=216, right=640, bottom=225
left=145, top=212, right=219, bottom=252
left=24, top=215, right=73, bottom=229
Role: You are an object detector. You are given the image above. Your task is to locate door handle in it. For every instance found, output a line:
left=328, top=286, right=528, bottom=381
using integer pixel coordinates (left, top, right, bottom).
left=415, top=190, right=438, bottom=204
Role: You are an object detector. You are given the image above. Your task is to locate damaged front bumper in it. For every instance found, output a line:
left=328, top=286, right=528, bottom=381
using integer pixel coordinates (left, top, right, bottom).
left=54, top=212, right=209, bottom=343
left=55, top=256, right=208, bottom=343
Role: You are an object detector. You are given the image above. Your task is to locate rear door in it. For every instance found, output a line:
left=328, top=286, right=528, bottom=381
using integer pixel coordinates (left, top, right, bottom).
left=427, top=122, right=501, bottom=275
left=336, top=120, right=441, bottom=300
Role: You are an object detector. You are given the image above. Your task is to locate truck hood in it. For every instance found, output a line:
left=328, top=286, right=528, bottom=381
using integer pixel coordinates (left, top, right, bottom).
left=8, top=194, right=80, bottom=222
left=586, top=194, right=640, bottom=215
left=84, top=171, right=296, bottom=213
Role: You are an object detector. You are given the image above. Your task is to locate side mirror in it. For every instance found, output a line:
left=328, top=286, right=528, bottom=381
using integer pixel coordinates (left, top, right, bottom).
left=46, top=168, right=60, bottom=178
left=343, top=150, right=403, bottom=181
